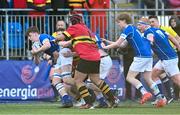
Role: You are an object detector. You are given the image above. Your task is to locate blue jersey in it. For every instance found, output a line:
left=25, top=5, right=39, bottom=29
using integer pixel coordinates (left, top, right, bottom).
left=120, top=25, right=152, bottom=58
left=144, top=27, right=177, bottom=60
left=39, top=34, right=59, bottom=56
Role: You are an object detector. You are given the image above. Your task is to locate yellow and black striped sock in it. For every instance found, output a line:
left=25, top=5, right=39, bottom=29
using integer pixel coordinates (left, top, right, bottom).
left=78, top=85, right=92, bottom=105
left=98, top=81, right=115, bottom=103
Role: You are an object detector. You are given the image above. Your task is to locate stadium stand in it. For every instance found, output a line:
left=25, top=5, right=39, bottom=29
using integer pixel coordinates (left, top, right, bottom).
left=4, top=22, right=24, bottom=49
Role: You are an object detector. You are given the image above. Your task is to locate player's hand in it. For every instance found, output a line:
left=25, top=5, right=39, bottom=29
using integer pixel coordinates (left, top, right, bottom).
left=101, top=38, right=106, bottom=42
left=58, top=41, right=69, bottom=47
left=102, top=44, right=108, bottom=50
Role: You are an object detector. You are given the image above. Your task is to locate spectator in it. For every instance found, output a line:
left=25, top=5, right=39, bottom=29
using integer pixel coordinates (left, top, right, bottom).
left=48, top=0, right=69, bottom=34
left=87, top=0, right=110, bottom=39
left=68, top=0, right=89, bottom=27
left=13, top=0, right=27, bottom=15
left=169, top=16, right=180, bottom=36
left=26, top=0, right=51, bottom=33
left=169, top=16, right=180, bottom=100
left=50, top=0, right=69, bottom=16
left=68, top=0, right=87, bottom=14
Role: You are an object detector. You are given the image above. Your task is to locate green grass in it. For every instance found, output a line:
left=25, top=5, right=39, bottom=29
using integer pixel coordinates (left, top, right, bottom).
left=0, top=100, right=179, bottom=115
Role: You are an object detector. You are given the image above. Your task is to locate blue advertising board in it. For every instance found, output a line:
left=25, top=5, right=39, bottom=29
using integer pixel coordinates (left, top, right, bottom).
left=0, top=58, right=125, bottom=101
left=105, top=58, right=126, bottom=100
left=0, top=60, right=54, bottom=100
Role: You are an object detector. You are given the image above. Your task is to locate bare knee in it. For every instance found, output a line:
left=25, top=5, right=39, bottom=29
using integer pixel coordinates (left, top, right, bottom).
left=151, top=68, right=162, bottom=81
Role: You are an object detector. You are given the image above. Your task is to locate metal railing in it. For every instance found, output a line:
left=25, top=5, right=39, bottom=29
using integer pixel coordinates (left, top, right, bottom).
left=0, top=8, right=179, bottom=60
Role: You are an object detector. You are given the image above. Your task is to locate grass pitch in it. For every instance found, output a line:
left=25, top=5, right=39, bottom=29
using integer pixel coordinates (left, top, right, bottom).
left=0, top=100, right=179, bottom=115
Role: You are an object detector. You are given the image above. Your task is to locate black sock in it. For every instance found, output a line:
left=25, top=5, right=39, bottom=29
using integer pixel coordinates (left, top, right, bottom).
left=161, top=76, right=174, bottom=98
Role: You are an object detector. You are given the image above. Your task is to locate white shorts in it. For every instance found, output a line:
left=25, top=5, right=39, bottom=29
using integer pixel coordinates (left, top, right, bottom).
left=129, top=57, right=153, bottom=72
left=154, top=58, right=180, bottom=77
left=100, top=55, right=113, bottom=79
left=54, top=48, right=73, bottom=69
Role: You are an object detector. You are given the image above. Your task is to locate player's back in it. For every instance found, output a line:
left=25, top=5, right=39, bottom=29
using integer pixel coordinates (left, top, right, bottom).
left=145, top=27, right=177, bottom=60
left=122, top=25, right=152, bottom=58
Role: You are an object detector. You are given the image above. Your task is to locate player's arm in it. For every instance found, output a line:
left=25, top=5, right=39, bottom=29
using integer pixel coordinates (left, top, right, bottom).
left=31, top=39, right=51, bottom=55
left=58, top=40, right=72, bottom=47
left=33, top=54, right=41, bottom=65
left=102, top=37, right=125, bottom=50
left=102, top=38, right=114, bottom=44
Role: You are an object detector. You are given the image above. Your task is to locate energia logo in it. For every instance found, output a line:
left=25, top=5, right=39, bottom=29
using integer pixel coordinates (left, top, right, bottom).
left=0, top=85, right=37, bottom=100
left=21, top=65, right=37, bottom=84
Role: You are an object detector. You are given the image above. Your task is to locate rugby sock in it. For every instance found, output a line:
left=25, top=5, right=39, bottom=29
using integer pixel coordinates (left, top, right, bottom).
left=78, top=85, right=92, bottom=105
left=98, top=81, right=115, bottom=103
left=136, top=84, right=147, bottom=95
left=161, top=76, right=174, bottom=98
left=54, top=82, right=68, bottom=96
left=150, top=83, right=162, bottom=98
left=155, top=79, right=164, bottom=94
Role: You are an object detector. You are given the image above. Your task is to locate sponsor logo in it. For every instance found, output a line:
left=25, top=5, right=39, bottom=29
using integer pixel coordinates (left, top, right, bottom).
left=21, top=65, right=37, bottom=84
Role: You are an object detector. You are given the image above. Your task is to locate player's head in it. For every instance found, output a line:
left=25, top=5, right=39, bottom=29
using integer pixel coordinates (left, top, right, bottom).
left=69, top=14, right=83, bottom=25
left=137, top=17, right=150, bottom=32
left=116, top=13, right=132, bottom=29
left=148, top=15, right=160, bottom=28
left=56, top=28, right=65, bottom=36
left=26, top=26, right=40, bottom=42
left=56, top=20, right=67, bottom=30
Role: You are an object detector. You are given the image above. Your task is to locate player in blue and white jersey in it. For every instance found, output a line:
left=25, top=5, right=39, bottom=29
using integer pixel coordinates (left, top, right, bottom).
left=137, top=17, right=180, bottom=91
left=103, top=13, right=165, bottom=107
left=26, top=26, right=73, bottom=107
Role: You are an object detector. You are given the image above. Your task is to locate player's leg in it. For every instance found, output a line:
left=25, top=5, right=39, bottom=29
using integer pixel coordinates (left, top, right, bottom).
left=88, top=55, right=112, bottom=108
left=159, top=73, right=175, bottom=104
left=143, top=70, right=167, bottom=107
left=74, top=70, right=94, bottom=108
left=61, top=64, right=81, bottom=101
left=126, top=57, right=152, bottom=104
left=52, top=69, right=73, bottom=107
left=89, top=73, right=117, bottom=108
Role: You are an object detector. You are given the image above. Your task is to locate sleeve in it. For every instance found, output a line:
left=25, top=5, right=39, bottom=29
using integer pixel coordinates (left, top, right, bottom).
left=63, top=26, right=76, bottom=41
left=39, top=34, right=50, bottom=44
left=120, top=26, right=131, bottom=40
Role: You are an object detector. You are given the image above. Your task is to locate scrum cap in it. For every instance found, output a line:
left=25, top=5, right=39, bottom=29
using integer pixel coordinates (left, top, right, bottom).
left=69, top=14, right=83, bottom=25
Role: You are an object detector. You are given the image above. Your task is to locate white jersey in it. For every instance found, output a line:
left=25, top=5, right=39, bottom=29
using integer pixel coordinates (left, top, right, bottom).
left=54, top=46, right=73, bottom=69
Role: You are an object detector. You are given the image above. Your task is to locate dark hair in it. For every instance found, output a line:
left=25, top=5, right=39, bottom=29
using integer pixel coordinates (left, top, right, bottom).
left=169, top=16, right=180, bottom=27
left=69, top=14, right=83, bottom=25
left=148, top=15, right=158, bottom=20
left=116, top=13, right=132, bottom=24
left=26, top=26, right=40, bottom=36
